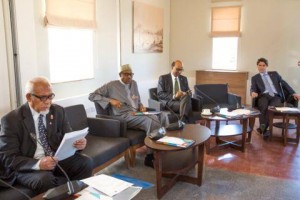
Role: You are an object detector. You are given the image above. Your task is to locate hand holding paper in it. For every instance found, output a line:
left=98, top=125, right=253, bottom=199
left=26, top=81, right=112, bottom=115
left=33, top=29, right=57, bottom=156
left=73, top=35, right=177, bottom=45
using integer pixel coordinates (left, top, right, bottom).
left=54, top=127, right=89, bottom=161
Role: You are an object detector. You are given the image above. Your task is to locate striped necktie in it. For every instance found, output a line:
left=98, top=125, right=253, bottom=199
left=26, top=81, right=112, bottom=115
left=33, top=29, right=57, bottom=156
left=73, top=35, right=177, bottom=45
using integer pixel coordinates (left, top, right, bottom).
left=174, top=77, right=179, bottom=94
left=38, top=114, right=53, bottom=156
left=262, top=73, right=275, bottom=96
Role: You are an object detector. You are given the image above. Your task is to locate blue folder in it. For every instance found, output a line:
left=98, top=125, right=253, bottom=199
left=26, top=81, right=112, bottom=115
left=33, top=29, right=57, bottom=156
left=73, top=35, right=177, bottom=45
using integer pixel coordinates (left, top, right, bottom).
left=112, top=174, right=154, bottom=189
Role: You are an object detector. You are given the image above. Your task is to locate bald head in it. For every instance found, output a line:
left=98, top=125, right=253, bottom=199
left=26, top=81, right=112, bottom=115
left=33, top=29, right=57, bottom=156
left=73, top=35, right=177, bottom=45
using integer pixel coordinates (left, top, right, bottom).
left=171, top=60, right=184, bottom=77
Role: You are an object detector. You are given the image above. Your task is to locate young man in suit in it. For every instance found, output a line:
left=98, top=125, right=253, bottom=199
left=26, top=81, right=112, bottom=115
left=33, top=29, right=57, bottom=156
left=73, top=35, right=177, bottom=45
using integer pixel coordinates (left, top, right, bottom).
left=0, top=77, right=93, bottom=194
left=250, top=57, right=300, bottom=137
left=157, top=60, right=192, bottom=123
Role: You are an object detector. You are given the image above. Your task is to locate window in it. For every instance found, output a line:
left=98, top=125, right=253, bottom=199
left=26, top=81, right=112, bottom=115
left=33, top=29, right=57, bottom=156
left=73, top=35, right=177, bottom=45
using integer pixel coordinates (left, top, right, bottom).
left=44, top=0, right=96, bottom=83
left=212, top=37, right=238, bottom=70
left=211, top=6, right=241, bottom=70
left=48, top=27, right=94, bottom=83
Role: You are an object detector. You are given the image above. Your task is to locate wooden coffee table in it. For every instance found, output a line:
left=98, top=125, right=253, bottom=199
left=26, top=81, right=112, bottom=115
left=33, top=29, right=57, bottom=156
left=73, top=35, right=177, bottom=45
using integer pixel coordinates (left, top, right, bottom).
left=144, top=124, right=210, bottom=199
left=268, top=107, right=300, bottom=145
left=201, top=108, right=259, bottom=153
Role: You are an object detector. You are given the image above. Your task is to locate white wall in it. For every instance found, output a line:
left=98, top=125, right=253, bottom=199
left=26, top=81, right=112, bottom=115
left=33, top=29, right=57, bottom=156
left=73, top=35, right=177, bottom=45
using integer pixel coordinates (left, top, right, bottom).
left=0, top=0, right=11, bottom=118
left=9, top=0, right=170, bottom=114
left=170, top=0, right=300, bottom=105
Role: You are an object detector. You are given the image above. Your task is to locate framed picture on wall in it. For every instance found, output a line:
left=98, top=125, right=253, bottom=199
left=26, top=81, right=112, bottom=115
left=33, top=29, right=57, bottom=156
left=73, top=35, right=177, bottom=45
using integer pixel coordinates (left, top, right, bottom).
left=133, top=1, right=164, bottom=53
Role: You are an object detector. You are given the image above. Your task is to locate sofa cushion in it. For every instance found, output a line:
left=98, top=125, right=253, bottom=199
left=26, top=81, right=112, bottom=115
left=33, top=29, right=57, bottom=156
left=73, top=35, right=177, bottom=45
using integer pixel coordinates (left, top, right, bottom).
left=82, top=135, right=130, bottom=168
left=125, top=129, right=146, bottom=146
left=0, top=184, right=36, bottom=199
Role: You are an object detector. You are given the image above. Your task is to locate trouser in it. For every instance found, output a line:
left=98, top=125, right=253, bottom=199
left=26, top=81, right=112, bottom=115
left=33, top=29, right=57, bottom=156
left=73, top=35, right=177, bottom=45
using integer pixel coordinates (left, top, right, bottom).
left=257, top=93, right=282, bottom=128
left=167, top=95, right=192, bottom=122
left=16, top=153, right=93, bottom=194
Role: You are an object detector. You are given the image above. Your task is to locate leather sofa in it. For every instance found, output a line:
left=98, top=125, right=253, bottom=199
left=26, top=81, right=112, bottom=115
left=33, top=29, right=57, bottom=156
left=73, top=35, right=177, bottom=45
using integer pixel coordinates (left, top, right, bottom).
left=0, top=104, right=131, bottom=199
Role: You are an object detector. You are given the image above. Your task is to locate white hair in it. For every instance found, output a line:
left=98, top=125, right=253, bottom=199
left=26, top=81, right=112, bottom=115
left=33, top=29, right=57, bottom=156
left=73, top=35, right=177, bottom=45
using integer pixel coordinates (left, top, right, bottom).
left=24, top=76, right=52, bottom=94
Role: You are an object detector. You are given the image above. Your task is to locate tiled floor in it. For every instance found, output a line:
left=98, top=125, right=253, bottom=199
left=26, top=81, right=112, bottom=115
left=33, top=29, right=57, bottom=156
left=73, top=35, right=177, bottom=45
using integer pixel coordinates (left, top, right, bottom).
left=204, top=119, right=300, bottom=180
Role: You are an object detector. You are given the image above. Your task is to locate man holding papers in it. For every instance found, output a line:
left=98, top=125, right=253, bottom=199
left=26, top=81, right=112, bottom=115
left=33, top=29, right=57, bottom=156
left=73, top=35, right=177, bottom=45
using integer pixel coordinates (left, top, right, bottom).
left=0, top=77, right=93, bottom=194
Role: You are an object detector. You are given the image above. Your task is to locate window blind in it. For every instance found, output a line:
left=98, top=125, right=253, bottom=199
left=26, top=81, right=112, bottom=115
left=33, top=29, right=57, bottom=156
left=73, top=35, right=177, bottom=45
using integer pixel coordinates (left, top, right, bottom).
left=45, top=0, right=96, bottom=29
left=211, top=6, right=241, bottom=37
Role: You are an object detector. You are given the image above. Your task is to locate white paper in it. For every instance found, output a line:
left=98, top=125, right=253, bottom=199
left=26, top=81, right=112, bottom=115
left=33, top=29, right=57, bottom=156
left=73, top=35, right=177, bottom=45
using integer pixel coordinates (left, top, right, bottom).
left=54, top=127, right=89, bottom=161
left=275, top=107, right=300, bottom=112
left=81, top=174, right=133, bottom=197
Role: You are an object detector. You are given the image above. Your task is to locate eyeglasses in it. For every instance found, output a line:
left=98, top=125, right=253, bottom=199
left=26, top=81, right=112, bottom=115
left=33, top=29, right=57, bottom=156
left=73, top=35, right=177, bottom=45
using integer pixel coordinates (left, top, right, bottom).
left=31, top=93, right=55, bottom=102
left=175, top=68, right=184, bottom=72
left=122, top=73, right=134, bottom=76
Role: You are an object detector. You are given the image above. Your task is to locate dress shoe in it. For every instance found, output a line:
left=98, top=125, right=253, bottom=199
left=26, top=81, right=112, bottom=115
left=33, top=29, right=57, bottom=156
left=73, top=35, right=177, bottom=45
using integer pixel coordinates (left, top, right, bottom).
left=263, top=130, right=270, bottom=140
left=144, top=154, right=154, bottom=168
left=256, top=128, right=263, bottom=134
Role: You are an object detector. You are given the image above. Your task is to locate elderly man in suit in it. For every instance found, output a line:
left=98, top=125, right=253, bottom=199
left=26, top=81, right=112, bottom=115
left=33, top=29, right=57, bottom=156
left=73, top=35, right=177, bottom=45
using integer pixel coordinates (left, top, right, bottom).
left=0, top=77, right=93, bottom=194
left=250, top=57, right=300, bottom=137
left=157, top=60, right=192, bottom=123
left=89, top=64, right=160, bottom=167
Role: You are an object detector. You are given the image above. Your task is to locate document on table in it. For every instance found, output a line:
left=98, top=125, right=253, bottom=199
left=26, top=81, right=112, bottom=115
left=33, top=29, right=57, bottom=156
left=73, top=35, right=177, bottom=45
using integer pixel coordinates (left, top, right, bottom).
left=275, top=107, right=300, bottom=112
left=54, top=127, right=89, bottom=161
left=81, top=174, right=133, bottom=197
left=76, top=185, right=142, bottom=200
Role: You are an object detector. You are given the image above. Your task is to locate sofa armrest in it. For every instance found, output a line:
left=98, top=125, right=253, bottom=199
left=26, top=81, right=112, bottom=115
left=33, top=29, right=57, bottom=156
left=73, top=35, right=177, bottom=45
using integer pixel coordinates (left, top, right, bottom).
left=148, top=99, right=162, bottom=111
left=95, top=114, right=127, bottom=137
left=191, top=97, right=201, bottom=111
left=87, top=117, right=121, bottom=137
left=228, top=93, right=241, bottom=106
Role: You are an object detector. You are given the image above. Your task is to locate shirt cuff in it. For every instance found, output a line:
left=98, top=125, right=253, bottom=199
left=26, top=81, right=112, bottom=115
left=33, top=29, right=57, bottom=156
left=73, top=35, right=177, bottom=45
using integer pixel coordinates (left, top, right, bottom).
left=32, top=160, right=41, bottom=170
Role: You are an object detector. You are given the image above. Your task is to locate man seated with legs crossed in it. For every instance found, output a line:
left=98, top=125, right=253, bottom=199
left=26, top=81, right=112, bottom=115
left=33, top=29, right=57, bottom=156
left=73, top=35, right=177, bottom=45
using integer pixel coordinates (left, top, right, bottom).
left=250, top=57, right=300, bottom=138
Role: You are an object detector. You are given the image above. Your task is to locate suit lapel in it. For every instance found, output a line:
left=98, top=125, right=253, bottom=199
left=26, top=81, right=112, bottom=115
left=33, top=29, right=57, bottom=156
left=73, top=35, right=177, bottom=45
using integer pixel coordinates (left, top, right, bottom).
left=22, top=103, right=36, bottom=144
left=168, top=74, right=173, bottom=93
left=46, top=107, right=55, bottom=137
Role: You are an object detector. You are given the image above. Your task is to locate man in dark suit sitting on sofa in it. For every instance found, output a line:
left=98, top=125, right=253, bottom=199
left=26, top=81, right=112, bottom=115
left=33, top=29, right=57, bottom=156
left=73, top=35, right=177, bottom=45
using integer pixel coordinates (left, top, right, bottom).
left=250, top=57, right=300, bottom=137
left=0, top=77, right=93, bottom=195
left=157, top=60, right=192, bottom=123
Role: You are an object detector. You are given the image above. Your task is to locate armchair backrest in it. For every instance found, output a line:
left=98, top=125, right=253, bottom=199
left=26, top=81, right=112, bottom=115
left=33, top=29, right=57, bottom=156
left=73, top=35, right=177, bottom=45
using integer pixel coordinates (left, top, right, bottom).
left=194, top=84, right=229, bottom=104
left=64, top=104, right=88, bottom=131
left=149, top=88, right=158, bottom=101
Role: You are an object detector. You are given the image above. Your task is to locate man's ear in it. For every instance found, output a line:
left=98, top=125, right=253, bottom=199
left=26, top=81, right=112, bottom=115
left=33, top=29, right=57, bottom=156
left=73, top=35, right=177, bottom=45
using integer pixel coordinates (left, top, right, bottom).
left=25, top=93, right=31, bottom=102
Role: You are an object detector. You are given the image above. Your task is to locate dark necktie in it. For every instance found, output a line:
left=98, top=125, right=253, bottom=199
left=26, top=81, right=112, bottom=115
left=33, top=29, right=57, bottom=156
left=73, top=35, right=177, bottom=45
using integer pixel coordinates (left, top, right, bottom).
left=174, top=77, right=179, bottom=94
left=263, top=73, right=275, bottom=96
left=38, top=114, right=53, bottom=156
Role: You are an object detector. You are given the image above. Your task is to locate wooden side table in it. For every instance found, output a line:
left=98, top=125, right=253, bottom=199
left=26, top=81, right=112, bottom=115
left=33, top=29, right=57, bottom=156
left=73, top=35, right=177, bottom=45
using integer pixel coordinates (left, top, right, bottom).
left=144, top=124, right=210, bottom=199
left=268, top=108, right=300, bottom=145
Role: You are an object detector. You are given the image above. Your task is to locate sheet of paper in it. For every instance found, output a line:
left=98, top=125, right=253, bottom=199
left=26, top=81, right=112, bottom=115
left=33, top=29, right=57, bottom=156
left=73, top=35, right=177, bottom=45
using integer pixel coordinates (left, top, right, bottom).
left=54, top=127, right=88, bottom=161
left=275, top=107, right=300, bottom=112
left=81, top=174, right=133, bottom=197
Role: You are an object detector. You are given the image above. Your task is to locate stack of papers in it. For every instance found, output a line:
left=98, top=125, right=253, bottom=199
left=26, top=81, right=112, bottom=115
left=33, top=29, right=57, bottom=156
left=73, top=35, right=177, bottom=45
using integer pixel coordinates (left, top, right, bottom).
left=133, top=111, right=161, bottom=116
left=82, top=174, right=133, bottom=197
left=156, top=136, right=195, bottom=148
left=275, top=107, right=300, bottom=112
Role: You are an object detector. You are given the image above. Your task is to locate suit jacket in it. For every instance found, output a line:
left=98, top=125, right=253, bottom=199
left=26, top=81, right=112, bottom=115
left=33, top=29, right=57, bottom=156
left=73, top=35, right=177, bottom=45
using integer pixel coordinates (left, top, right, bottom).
left=250, top=71, right=295, bottom=100
left=157, top=73, right=190, bottom=105
left=0, top=103, right=71, bottom=184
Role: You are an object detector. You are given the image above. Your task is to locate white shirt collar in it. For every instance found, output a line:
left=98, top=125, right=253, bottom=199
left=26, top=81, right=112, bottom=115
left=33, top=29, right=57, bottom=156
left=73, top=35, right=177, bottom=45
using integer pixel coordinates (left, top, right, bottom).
left=171, top=73, right=178, bottom=80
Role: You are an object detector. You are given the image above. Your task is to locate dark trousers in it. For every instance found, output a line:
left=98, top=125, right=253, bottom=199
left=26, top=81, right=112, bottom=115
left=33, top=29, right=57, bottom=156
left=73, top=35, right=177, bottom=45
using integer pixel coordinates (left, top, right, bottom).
left=16, top=153, right=93, bottom=194
left=167, top=95, right=192, bottom=122
left=257, top=93, right=282, bottom=128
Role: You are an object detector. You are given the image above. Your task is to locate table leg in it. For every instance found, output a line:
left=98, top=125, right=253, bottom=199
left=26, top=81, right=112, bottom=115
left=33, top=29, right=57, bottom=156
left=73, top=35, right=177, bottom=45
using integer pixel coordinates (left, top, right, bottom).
left=196, top=144, right=204, bottom=185
left=283, top=116, right=288, bottom=146
left=241, top=118, right=247, bottom=152
left=269, top=111, right=274, bottom=141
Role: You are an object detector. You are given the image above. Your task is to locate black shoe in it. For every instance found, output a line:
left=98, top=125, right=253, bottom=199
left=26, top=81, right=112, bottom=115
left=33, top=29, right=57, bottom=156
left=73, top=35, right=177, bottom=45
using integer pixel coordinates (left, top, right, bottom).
left=256, top=128, right=263, bottom=134
left=263, top=130, right=270, bottom=140
left=144, top=154, right=154, bottom=168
